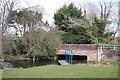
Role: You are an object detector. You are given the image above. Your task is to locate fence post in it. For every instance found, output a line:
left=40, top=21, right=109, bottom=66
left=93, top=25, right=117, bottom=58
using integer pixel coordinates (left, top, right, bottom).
left=97, top=44, right=103, bottom=61
left=113, top=45, right=116, bottom=50
left=97, top=45, right=100, bottom=61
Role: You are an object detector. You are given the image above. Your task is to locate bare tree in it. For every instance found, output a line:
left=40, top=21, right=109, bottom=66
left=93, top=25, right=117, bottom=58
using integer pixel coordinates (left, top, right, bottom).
left=98, top=1, right=117, bottom=21
left=81, top=2, right=100, bottom=25
left=99, top=1, right=118, bottom=42
left=0, top=0, right=18, bottom=35
left=84, top=1, right=118, bottom=42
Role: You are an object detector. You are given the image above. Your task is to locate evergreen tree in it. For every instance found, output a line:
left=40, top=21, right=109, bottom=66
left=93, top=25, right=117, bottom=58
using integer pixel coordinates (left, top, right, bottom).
left=54, top=3, right=98, bottom=44
left=54, top=3, right=84, bottom=31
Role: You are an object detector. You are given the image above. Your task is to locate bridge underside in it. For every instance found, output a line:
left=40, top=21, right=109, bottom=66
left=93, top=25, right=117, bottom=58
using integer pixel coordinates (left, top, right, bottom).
left=57, top=54, right=87, bottom=61
left=57, top=49, right=98, bottom=61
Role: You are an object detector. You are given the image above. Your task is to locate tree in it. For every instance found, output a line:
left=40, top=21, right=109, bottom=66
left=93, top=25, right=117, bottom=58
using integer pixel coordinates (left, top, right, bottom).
left=54, top=3, right=84, bottom=31
left=0, top=0, right=18, bottom=35
left=62, top=26, right=98, bottom=44
left=8, top=7, right=61, bottom=59
left=9, top=9, right=43, bottom=35
left=89, top=1, right=118, bottom=43
left=0, top=0, right=18, bottom=61
left=10, top=28, right=60, bottom=59
left=79, top=1, right=118, bottom=44
left=54, top=3, right=98, bottom=44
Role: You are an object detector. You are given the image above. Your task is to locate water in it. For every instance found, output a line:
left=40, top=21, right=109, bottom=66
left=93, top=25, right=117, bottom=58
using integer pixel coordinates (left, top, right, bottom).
left=4, top=60, right=57, bottom=68
left=3, top=60, right=87, bottom=69
left=3, top=62, right=14, bottom=69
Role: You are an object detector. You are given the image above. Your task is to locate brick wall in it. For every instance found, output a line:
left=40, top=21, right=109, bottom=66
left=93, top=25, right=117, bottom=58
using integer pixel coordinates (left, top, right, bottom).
left=57, top=44, right=98, bottom=61
left=56, top=44, right=119, bottom=61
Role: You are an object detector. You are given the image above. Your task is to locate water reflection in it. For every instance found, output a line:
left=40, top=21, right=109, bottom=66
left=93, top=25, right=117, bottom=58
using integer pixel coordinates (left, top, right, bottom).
left=3, top=62, right=13, bottom=69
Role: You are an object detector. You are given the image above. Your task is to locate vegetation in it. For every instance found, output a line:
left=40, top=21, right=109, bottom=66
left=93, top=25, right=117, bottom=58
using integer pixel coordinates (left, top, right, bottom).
left=54, top=3, right=95, bottom=44
left=7, top=28, right=60, bottom=60
left=2, top=64, right=118, bottom=78
left=91, top=16, right=114, bottom=43
left=54, top=2, right=117, bottom=44
left=4, top=54, right=29, bottom=61
left=0, top=1, right=119, bottom=79
left=3, top=8, right=61, bottom=60
left=54, top=3, right=84, bottom=31
left=1, top=1, right=118, bottom=60
left=62, top=27, right=98, bottom=44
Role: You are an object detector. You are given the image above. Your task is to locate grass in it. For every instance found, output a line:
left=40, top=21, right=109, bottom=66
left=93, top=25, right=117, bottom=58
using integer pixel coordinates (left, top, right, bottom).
left=2, top=64, right=118, bottom=78
left=0, top=69, right=2, bottom=79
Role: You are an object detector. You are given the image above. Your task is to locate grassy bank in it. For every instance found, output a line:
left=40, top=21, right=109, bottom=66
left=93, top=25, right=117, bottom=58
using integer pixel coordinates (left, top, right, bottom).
left=4, top=54, right=30, bottom=61
left=2, top=64, right=118, bottom=78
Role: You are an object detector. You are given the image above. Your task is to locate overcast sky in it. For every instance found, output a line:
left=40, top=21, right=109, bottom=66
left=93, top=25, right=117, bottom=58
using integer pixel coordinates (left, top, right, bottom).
left=15, top=0, right=118, bottom=25
left=18, top=0, right=87, bottom=25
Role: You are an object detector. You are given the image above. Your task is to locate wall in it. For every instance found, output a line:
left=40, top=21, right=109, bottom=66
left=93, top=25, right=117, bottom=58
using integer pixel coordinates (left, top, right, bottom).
left=57, top=44, right=98, bottom=61
left=56, top=44, right=119, bottom=61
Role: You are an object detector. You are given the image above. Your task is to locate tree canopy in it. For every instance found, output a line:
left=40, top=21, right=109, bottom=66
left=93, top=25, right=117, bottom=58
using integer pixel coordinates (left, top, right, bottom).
left=54, top=3, right=84, bottom=31
left=54, top=3, right=98, bottom=44
left=5, top=8, right=60, bottom=60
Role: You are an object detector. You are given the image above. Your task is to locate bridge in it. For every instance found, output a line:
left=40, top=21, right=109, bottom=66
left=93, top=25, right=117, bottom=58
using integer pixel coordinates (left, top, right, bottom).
left=56, top=44, right=119, bottom=61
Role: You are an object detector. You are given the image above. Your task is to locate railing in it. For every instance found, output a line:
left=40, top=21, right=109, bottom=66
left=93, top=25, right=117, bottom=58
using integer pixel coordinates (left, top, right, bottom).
left=102, top=44, right=119, bottom=50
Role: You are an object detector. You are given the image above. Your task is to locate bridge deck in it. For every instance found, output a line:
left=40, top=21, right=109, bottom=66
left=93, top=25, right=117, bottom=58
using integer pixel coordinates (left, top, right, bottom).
left=58, top=60, right=70, bottom=65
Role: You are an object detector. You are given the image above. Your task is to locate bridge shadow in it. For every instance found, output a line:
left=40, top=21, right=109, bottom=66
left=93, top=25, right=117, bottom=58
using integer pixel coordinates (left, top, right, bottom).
left=57, top=54, right=87, bottom=64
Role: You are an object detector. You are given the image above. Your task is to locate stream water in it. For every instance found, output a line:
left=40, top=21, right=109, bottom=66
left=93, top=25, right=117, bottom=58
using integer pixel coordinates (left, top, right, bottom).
left=3, top=60, right=87, bottom=69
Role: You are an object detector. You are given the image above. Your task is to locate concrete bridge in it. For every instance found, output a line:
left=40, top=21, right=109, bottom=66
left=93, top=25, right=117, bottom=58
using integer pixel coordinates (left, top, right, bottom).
left=56, top=44, right=118, bottom=61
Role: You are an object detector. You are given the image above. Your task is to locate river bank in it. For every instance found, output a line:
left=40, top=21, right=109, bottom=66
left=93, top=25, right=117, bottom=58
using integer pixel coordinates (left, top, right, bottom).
left=4, top=54, right=30, bottom=61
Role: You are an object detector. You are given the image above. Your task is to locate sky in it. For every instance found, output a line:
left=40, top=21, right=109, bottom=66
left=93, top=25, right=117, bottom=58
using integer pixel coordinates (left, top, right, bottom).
left=1, top=0, right=119, bottom=36
left=18, top=0, right=86, bottom=25
left=16, top=0, right=119, bottom=25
